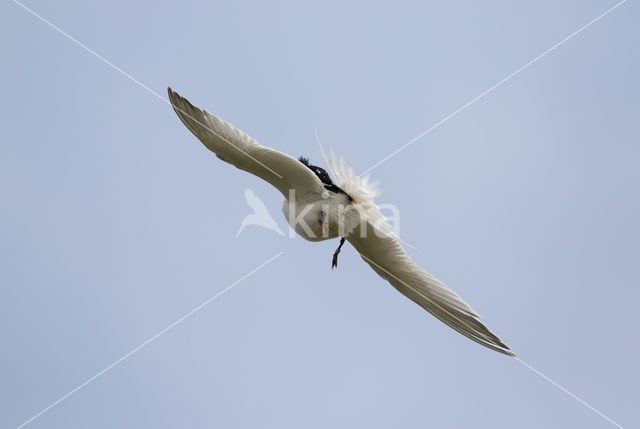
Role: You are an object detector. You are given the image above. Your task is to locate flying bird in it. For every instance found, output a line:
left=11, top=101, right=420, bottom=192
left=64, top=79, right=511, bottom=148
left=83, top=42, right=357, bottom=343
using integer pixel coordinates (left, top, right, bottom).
left=168, top=87, right=514, bottom=356
left=236, top=188, right=285, bottom=237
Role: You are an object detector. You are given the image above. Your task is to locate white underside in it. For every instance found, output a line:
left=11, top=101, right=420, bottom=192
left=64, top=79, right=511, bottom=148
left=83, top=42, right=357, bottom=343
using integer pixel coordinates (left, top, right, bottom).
left=282, top=191, right=356, bottom=241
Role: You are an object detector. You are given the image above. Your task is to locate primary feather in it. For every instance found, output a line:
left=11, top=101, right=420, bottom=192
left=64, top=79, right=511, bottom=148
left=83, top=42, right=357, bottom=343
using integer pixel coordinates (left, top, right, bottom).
left=168, top=87, right=325, bottom=200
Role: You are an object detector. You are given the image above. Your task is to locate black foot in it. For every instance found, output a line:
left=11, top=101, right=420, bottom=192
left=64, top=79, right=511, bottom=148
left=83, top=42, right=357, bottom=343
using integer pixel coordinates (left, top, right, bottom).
left=331, top=237, right=346, bottom=270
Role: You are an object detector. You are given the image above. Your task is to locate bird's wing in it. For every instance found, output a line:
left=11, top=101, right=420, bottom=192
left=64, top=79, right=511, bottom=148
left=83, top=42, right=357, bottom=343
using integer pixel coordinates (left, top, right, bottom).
left=168, top=88, right=325, bottom=199
left=347, top=222, right=514, bottom=356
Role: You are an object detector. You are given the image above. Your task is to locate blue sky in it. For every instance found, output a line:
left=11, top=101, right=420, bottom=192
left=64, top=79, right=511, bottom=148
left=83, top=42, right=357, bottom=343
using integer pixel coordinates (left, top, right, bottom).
left=1, top=1, right=638, bottom=428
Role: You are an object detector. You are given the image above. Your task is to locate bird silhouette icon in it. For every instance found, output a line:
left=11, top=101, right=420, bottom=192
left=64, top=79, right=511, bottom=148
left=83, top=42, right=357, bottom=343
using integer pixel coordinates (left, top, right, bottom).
left=236, top=188, right=285, bottom=237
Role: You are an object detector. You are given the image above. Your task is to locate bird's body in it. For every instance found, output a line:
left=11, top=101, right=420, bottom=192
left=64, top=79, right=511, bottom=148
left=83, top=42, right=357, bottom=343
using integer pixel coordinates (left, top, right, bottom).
left=282, top=192, right=350, bottom=241
left=168, top=87, right=514, bottom=357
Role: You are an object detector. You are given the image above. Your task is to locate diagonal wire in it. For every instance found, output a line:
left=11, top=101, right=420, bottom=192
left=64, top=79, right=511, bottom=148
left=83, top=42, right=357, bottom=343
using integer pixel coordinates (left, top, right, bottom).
left=360, top=0, right=627, bottom=176
left=12, top=0, right=284, bottom=180
left=356, top=250, right=624, bottom=428
left=11, top=1, right=628, bottom=428
left=16, top=252, right=283, bottom=429
left=516, top=358, right=624, bottom=428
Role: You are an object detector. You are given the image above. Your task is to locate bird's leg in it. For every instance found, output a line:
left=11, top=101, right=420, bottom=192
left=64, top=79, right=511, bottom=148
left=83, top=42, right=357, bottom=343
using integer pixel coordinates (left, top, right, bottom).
left=332, top=237, right=346, bottom=269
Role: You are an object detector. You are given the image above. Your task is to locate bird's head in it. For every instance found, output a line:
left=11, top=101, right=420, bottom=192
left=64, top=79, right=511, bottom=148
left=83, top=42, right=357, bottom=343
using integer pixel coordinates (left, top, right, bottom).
left=298, top=156, right=353, bottom=201
left=298, top=156, right=335, bottom=187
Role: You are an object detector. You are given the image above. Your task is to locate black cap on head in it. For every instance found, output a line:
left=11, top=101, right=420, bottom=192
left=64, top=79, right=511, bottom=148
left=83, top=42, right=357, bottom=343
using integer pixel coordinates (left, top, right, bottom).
left=298, top=156, right=310, bottom=166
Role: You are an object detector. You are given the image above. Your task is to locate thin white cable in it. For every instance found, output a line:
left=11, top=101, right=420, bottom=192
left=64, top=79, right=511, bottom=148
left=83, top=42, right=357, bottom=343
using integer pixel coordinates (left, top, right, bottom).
left=11, top=1, right=628, bottom=427
left=360, top=0, right=627, bottom=176
left=516, top=357, right=624, bottom=428
left=12, top=0, right=284, bottom=179
left=358, top=251, right=624, bottom=428
left=16, top=252, right=283, bottom=429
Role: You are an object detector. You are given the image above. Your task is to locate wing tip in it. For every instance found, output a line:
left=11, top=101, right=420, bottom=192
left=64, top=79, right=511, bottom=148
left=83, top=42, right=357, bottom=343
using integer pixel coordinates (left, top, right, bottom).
left=167, top=86, right=180, bottom=111
left=494, top=343, right=516, bottom=357
left=473, top=326, right=515, bottom=357
left=166, top=87, right=206, bottom=131
left=167, top=86, right=182, bottom=109
left=483, top=334, right=516, bottom=357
